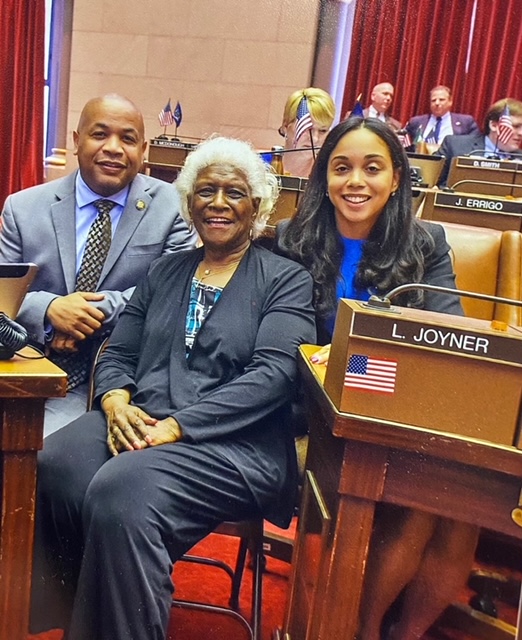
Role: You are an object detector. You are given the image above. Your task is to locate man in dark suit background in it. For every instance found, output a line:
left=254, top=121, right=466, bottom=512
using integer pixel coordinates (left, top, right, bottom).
left=347, top=82, right=402, bottom=131
left=0, top=94, right=198, bottom=434
left=435, top=97, right=522, bottom=186
left=405, top=85, right=479, bottom=148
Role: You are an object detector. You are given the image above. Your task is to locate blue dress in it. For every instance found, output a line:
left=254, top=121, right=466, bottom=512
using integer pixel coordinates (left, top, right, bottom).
left=324, top=236, right=370, bottom=337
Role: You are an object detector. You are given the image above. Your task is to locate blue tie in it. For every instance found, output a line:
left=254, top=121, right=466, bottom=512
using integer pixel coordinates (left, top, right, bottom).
left=433, top=117, right=442, bottom=143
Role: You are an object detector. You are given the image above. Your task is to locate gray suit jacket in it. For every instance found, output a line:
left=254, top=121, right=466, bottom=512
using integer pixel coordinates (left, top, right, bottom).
left=435, top=132, right=488, bottom=186
left=0, top=171, right=198, bottom=343
left=362, top=107, right=402, bottom=131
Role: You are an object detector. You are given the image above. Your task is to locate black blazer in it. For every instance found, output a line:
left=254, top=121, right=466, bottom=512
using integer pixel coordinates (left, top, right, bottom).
left=436, top=132, right=488, bottom=186
left=94, top=244, right=316, bottom=527
left=276, top=219, right=463, bottom=344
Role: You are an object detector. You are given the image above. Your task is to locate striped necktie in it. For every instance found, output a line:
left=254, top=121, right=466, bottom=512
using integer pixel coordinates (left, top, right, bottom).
left=53, top=199, right=115, bottom=390
left=75, top=199, right=115, bottom=292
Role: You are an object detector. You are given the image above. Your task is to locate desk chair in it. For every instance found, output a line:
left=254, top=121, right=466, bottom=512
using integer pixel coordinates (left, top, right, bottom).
left=439, top=221, right=522, bottom=325
left=436, top=221, right=522, bottom=640
left=87, top=340, right=264, bottom=640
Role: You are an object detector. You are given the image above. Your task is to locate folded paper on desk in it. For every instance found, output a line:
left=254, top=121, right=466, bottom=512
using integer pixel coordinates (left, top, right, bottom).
left=324, top=299, right=522, bottom=447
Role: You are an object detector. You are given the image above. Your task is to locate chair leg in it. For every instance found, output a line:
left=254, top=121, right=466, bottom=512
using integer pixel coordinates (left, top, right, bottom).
left=171, top=519, right=265, bottom=640
left=230, top=536, right=249, bottom=608
left=251, top=540, right=263, bottom=640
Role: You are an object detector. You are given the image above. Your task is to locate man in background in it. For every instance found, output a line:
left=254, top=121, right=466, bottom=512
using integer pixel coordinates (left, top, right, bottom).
left=435, top=97, right=522, bottom=186
left=0, top=94, right=198, bottom=434
left=354, top=82, right=402, bottom=131
left=405, top=85, right=479, bottom=148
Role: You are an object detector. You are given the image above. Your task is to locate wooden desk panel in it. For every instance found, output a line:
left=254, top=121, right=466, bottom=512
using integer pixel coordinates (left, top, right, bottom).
left=0, top=352, right=66, bottom=640
left=281, top=345, right=522, bottom=640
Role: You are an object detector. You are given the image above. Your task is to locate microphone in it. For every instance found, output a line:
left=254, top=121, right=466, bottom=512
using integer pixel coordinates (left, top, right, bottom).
left=0, top=312, right=28, bottom=359
left=462, top=150, right=501, bottom=160
left=365, top=283, right=522, bottom=311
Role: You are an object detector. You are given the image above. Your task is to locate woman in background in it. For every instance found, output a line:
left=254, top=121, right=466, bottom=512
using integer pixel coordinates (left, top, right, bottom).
left=277, top=117, right=479, bottom=640
left=278, top=87, right=336, bottom=177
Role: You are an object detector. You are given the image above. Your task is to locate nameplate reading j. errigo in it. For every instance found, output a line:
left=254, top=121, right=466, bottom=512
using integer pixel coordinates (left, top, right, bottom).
left=434, top=191, right=522, bottom=215
left=351, top=313, right=522, bottom=365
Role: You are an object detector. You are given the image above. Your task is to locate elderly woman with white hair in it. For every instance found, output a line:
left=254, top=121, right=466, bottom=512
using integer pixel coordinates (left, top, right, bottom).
left=30, top=136, right=316, bottom=640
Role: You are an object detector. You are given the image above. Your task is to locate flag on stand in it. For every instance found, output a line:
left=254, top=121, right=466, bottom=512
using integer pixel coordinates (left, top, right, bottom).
left=158, top=99, right=174, bottom=127
left=350, top=100, right=365, bottom=118
left=425, top=127, right=437, bottom=144
left=294, top=96, right=313, bottom=147
left=397, top=129, right=412, bottom=148
left=414, top=125, right=424, bottom=145
left=173, top=101, right=182, bottom=128
left=498, top=105, right=514, bottom=145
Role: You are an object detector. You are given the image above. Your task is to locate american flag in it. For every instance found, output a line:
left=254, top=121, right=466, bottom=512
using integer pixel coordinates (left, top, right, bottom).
left=344, top=354, right=397, bottom=394
left=425, top=127, right=437, bottom=144
left=158, top=99, right=174, bottom=127
left=498, top=105, right=514, bottom=145
left=294, top=96, right=313, bottom=147
left=397, top=130, right=412, bottom=148
left=173, top=101, right=182, bottom=127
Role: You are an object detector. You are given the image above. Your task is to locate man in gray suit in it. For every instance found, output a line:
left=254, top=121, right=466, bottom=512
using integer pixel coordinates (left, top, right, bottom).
left=0, top=94, right=198, bottom=434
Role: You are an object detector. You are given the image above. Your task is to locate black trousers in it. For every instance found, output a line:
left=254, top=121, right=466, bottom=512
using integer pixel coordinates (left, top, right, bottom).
left=30, top=411, right=260, bottom=640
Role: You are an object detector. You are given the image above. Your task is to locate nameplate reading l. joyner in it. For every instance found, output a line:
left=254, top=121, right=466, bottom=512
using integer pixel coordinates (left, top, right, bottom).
left=352, top=314, right=522, bottom=365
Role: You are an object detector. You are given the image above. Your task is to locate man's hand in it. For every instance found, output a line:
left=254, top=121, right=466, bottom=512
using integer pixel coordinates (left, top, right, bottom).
left=50, top=330, right=79, bottom=353
left=46, top=291, right=106, bottom=340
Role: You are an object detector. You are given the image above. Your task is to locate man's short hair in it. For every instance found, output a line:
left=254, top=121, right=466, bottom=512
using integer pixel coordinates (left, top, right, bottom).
left=485, top=98, right=522, bottom=134
left=430, top=85, right=452, bottom=98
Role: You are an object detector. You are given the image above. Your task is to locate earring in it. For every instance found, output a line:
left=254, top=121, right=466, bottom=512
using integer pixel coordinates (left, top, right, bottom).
left=188, top=218, right=193, bottom=231
left=325, top=190, right=330, bottom=199
left=391, top=191, right=396, bottom=198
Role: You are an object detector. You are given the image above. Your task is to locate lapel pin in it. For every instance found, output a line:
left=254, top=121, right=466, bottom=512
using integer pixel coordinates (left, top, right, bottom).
left=135, top=199, right=147, bottom=211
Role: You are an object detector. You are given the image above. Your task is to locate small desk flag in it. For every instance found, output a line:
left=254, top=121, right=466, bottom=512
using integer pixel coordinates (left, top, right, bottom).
left=158, top=99, right=174, bottom=127
left=294, top=96, right=313, bottom=147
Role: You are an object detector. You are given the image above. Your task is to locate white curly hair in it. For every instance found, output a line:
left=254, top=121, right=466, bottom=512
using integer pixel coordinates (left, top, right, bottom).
left=175, top=136, right=280, bottom=238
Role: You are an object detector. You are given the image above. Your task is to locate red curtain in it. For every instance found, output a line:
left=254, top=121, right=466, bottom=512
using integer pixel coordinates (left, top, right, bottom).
left=341, top=0, right=520, bottom=130
left=0, top=0, right=45, bottom=209
left=460, top=0, right=522, bottom=128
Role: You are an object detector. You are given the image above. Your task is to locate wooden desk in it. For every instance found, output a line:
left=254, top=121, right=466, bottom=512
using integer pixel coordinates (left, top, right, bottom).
left=280, top=345, right=522, bottom=640
left=0, top=352, right=66, bottom=640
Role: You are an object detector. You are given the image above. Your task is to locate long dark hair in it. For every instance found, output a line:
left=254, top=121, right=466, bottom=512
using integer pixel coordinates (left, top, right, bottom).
left=279, top=117, right=435, bottom=318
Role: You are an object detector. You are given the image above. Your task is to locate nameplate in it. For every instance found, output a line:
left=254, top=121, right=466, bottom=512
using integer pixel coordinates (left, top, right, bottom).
left=278, top=175, right=308, bottom=192
left=455, top=156, right=517, bottom=172
left=149, top=138, right=196, bottom=150
left=351, top=313, right=522, bottom=365
left=434, top=192, right=522, bottom=215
